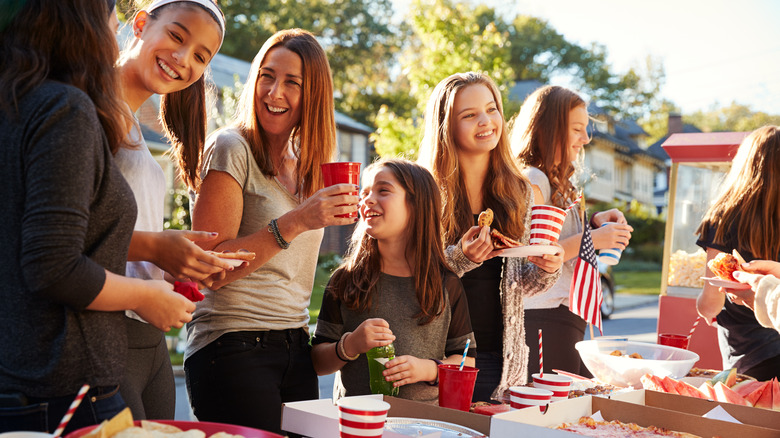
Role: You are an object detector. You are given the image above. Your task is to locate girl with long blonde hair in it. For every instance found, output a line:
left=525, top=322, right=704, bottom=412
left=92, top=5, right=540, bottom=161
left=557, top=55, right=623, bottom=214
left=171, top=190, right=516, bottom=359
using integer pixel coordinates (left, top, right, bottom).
left=511, top=85, right=632, bottom=377
left=696, top=126, right=780, bottom=380
left=185, top=29, right=357, bottom=434
left=418, top=72, right=563, bottom=402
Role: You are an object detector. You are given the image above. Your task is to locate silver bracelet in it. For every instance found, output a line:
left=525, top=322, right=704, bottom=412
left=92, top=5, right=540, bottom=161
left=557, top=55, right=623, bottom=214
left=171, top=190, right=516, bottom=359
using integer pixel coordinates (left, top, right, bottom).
left=268, top=218, right=290, bottom=249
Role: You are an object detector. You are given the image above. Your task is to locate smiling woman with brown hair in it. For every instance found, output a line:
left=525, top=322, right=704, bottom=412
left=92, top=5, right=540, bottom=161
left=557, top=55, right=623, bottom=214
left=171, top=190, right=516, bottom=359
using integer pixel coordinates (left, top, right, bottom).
left=184, top=29, right=358, bottom=434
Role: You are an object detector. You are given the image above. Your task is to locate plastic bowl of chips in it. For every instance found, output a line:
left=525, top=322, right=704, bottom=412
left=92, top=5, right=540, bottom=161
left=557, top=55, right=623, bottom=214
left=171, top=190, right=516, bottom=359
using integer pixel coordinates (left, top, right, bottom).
left=575, top=339, right=699, bottom=388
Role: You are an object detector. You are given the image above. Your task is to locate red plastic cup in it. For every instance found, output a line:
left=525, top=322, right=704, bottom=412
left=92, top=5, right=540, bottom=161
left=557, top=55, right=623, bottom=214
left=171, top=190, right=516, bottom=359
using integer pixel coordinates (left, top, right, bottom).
left=337, top=397, right=390, bottom=438
left=657, top=333, right=689, bottom=350
left=321, top=162, right=361, bottom=218
left=509, top=386, right=553, bottom=411
left=437, top=364, right=479, bottom=411
left=530, top=205, right=566, bottom=245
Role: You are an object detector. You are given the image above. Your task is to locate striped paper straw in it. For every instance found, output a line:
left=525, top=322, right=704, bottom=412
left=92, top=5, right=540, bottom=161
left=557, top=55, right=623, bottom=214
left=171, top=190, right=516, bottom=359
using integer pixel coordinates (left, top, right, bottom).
left=539, top=329, right=543, bottom=378
left=53, top=384, right=90, bottom=437
left=459, top=338, right=471, bottom=371
left=564, top=192, right=584, bottom=214
left=688, top=316, right=701, bottom=340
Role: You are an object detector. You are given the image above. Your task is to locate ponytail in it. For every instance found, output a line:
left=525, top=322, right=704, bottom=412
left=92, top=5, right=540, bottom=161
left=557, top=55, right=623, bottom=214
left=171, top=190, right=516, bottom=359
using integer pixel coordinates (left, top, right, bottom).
left=161, top=75, right=208, bottom=191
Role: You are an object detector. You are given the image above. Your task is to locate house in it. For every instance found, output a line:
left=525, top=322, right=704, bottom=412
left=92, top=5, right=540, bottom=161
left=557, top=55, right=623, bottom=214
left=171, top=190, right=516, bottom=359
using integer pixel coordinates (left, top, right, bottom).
left=135, top=51, right=374, bottom=255
left=509, top=80, right=667, bottom=211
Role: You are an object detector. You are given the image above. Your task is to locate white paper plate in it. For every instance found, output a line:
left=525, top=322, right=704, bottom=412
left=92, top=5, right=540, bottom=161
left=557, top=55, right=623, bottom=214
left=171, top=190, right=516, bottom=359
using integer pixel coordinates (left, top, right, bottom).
left=384, top=418, right=485, bottom=438
left=499, top=244, right=559, bottom=258
left=700, top=277, right=751, bottom=290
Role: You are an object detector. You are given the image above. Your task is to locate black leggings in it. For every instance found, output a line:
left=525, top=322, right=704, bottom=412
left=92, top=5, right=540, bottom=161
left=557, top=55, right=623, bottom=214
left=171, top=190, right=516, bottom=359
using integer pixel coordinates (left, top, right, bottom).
left=184, top=329, right=318, bottom=435
left=524, top=305, right=592, bottom=378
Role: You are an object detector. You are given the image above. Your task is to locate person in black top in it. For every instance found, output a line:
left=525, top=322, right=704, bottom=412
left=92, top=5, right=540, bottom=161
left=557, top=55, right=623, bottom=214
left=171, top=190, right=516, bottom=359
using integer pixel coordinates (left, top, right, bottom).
left=696, top=126, right=780, bottom=380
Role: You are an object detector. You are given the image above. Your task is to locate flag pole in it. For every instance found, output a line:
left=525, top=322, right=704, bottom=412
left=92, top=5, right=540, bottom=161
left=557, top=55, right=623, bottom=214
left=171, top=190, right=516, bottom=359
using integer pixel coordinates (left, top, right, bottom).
left=589, top=323, right=595, bottom=339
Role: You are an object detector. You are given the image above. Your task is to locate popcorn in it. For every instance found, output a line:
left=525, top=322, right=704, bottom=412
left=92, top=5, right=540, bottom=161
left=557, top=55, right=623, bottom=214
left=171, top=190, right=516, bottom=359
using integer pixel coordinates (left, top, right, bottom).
left=668, top=249, right=706, bottom=288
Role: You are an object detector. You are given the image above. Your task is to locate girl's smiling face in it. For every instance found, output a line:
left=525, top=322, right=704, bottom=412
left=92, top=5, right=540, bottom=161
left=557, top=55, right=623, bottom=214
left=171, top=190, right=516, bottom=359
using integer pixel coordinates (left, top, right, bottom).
left=359, top=167, right=410, bottom=243
left=562, top=104, right=589, bottom=164
left=452, top=84, right=503, bottom=157
left=126, top=5, right=222, bottom=97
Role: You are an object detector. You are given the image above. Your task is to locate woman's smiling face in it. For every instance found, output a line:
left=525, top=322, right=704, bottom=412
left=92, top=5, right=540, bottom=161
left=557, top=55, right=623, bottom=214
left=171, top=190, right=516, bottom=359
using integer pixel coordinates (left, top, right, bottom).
left=254, top=47, right=304, bottom=141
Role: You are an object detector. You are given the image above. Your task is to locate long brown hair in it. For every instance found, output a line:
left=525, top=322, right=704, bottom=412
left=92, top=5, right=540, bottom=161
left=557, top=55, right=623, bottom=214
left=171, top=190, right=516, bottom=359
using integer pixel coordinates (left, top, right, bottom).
left=0, top=0, right=130, bottom=152
left=697, top=126, right=780, bottom=260
left=418, top=72, right=529, bottom=245
left=232, top=29, right=336, bottom=199
left=328, top=159, right=449, bottom=325
left=125, top=0, right=225, bottom=191
left=511, top=85, right=586, bottom=208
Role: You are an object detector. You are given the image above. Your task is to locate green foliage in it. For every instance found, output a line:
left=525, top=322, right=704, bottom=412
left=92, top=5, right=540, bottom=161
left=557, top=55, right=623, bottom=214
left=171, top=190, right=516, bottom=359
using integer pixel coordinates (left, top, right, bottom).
left=592, top=200, right=665, bottom=266
left=164, top=186, right=191, bottom=230
left=684, top=102, right=780, bottom=133
left=210, top=74, right=244, bottom=130
left=371, top=105, right=423, bottom=159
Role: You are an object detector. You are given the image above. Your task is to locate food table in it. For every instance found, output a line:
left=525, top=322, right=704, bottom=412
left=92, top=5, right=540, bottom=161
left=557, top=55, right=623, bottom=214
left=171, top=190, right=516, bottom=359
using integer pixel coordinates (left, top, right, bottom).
left=658, top=132, right=750, bottom=369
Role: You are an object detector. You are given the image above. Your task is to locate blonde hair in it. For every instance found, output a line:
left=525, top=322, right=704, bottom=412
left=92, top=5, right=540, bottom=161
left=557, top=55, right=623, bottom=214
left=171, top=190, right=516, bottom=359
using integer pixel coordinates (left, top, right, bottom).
left=697, top=126, right=780, bottom=260
left=418, top=72, right=529, bottom=245
left=511, top=85, right=586, bottom=208
left=232, top=29, right=336, bottom=199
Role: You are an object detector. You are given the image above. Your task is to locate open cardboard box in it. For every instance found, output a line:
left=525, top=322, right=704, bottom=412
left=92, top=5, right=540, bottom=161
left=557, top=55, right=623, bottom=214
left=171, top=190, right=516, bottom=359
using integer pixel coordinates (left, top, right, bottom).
left=490, top=393, right=780, bottom=438
left=281, top=395, right=491, bottom=438
left=612, top=389, right=780, bottom=431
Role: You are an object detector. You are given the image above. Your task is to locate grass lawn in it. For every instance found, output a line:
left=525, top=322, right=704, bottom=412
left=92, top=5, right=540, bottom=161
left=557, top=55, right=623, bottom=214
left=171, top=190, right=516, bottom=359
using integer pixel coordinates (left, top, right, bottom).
left=613, top=270, right=662, bottom=295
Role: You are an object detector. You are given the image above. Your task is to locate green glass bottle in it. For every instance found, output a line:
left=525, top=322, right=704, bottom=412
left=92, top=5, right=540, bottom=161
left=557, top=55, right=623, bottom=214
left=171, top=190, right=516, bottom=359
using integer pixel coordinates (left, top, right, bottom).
left=366, top=343, right=399, bottom=396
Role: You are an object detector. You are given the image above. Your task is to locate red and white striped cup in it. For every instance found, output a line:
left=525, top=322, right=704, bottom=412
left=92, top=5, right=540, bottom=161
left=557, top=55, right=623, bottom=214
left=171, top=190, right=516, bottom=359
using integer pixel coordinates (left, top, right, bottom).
left=532, top=373, right=573, bottom=402
left=508, top=386, right=553, bottom=411
left=337, top=397, right=390, bottom=438
left=530, top=205, right=566, bottom=245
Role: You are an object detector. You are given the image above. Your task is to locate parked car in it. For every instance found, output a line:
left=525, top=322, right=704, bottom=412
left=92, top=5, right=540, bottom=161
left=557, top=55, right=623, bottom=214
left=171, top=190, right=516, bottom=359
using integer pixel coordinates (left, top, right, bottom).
left=599, top=262, right=615, bottom=319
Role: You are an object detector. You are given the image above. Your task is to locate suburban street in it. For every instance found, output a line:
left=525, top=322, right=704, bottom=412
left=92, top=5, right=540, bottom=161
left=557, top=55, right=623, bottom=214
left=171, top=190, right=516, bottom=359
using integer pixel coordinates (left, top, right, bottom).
left=172, top=293, right=659, bottom=420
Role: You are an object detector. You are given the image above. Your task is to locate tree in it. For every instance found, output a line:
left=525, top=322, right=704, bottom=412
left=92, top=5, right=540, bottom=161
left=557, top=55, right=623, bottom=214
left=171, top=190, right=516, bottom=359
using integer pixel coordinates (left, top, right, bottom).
left=685, top=102, right=780, bottom=133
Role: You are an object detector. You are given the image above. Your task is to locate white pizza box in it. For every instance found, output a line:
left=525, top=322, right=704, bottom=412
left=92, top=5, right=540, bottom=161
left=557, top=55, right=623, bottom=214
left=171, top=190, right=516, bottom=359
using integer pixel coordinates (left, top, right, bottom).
left=489, top=393, right=780, bottom=438
left=612, top=389, right=780, bottom=431
left=281, top=394, right=491, bottom=438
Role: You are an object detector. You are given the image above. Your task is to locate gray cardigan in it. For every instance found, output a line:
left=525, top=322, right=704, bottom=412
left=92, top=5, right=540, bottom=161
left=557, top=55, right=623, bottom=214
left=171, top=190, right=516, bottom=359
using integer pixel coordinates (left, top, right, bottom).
left=445, top=183, right=561, bottom=400
left=0, top=81, right=137, bottom=397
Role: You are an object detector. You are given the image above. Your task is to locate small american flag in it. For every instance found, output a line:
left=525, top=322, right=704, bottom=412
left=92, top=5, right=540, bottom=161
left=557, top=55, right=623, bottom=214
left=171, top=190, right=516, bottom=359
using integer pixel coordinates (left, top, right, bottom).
left=569, top=211, right=603, bottom=334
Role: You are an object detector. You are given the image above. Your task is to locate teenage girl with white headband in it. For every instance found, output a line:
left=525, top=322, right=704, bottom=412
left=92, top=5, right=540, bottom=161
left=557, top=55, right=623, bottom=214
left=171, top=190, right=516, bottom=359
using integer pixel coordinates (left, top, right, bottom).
left=115, top=0, right=231, bottom=420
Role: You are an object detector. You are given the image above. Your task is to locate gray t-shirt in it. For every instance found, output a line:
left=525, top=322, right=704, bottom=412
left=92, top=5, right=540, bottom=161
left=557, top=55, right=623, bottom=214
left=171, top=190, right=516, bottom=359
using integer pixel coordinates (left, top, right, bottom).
left=522, top=167, right=582, bottom=309
left=185, top=128, right=324, bottom=360
left=313, top=271, right=476, bottom=404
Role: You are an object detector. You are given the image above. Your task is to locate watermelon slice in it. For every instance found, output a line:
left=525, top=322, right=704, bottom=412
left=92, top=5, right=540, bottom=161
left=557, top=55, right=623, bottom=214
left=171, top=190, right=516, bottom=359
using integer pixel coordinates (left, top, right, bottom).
left=678, top=380, right=708, bottom=399
left=754, top=381, right=773, bottom=410
left=472, top=403, right=510, bottom=416
left=699, top=382, right=716, bottom=400
left=714, top=381, right=751, bottom=406
left=661, top=376, right=680, bottom=395
left=745, top=381, right=770, bottom=407
left=641, top=374, right=661, bottom=391
left=773, top=378, right=780, bottom=411
left=732, top=380, right=764, bottom=397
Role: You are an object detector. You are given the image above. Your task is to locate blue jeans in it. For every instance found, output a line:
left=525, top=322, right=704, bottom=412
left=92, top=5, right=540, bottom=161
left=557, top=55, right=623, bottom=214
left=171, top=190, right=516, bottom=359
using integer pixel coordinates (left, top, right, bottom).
left=185, top=329, right=318, bottom=435
left=0, top=385, right=125, bottom=434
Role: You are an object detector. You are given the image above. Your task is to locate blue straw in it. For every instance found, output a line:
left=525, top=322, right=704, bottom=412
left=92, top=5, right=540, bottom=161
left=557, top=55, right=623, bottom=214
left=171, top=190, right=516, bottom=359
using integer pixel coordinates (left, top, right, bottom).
left=459, top=339, right=471, bottom=371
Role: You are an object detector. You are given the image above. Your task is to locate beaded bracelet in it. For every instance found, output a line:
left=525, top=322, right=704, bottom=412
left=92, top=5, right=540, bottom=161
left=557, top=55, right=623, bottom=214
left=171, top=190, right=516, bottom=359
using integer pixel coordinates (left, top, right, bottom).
left=268, top=218, right=291, bottom=250
left=337, top=331, right=359, bottom=362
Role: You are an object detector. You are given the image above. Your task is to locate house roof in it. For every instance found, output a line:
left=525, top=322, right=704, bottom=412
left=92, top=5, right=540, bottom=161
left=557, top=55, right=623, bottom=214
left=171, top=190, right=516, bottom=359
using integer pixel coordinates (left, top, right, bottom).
left=647, top=123, right=702, bottom=161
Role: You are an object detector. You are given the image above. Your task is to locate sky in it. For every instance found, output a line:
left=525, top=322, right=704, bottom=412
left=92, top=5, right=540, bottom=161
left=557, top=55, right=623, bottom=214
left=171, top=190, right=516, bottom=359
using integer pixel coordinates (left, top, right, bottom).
left=394, top=0, right=780, bottom=116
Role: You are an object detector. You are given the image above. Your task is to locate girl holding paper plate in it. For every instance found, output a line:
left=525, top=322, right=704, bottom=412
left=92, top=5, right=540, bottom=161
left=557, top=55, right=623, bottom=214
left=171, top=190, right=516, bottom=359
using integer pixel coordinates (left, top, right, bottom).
left=696, top=125, right=780, bottom=381
left=417, top=72, right=564, bottom=402
left=510, top=85, right=633, bottom=378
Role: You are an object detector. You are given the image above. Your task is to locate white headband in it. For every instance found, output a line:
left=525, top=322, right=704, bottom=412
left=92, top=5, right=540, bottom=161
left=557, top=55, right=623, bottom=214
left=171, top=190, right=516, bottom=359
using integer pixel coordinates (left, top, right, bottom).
left=146, top=0, right=225, bottom=47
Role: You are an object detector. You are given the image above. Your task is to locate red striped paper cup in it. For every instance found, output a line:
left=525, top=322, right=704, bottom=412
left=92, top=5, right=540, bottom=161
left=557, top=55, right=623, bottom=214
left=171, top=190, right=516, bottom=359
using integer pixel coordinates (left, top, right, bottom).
left=530, top=205, right=566, bottom=245
left=508, top=386, right=553, bottom=411
left=337, top=397, right=390, bottom=438
left=532, top=373, right=573, bottom=402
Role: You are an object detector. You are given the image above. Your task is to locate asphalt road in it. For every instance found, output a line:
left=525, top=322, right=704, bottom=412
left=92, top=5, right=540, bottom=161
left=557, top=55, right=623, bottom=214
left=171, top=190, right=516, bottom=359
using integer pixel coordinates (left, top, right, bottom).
left=173, top=293, right=660, bottom=420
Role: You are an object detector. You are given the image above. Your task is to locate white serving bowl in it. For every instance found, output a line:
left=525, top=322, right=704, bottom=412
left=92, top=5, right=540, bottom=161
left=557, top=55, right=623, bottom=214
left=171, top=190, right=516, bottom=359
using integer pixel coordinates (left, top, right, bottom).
left=575, top=339, right=699, bottom=388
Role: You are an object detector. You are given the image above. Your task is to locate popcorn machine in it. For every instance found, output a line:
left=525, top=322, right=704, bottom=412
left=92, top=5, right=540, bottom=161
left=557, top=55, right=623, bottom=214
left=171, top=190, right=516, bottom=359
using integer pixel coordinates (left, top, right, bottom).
left=658, top=132, right=749, bottom=369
